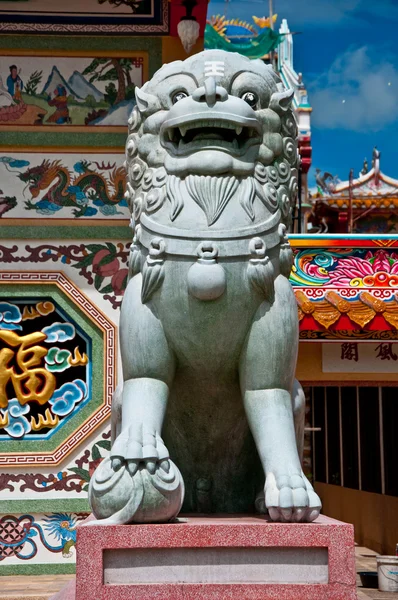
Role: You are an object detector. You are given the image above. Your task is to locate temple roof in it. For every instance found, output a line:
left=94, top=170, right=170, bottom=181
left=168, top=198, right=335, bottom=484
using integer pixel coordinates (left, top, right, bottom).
left=314, top=149, right=398, bottom=209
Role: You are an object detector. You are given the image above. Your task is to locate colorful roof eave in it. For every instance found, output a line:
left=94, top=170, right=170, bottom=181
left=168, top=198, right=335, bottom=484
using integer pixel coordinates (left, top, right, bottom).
left=289, top=233, right=398, bottom=247
left=289, top=234, right=398, bottom=340
left=321, top=198, right=398, bottom=209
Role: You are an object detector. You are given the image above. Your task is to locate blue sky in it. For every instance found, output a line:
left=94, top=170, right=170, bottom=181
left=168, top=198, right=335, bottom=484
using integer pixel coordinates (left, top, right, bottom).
left=207, top=0, right=398, bottom=186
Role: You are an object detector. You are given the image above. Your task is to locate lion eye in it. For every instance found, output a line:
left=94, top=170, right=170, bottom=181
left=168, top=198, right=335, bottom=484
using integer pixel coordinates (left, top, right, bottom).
left=172, top=91, right=188, bottom=104
left=241, top=91, right=258, bottom=108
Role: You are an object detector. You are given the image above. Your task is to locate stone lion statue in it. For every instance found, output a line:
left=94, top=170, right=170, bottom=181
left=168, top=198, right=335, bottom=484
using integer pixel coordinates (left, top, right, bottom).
left=89, top=50, right=322, bottom=525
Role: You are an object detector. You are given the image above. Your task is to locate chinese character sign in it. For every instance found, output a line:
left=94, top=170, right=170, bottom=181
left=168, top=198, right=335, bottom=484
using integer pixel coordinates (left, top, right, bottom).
left=340, top=343, right=359, bottom=362
left=323, top=342, right=398, bottom=373
left=375, top=343, right=398, bottom=361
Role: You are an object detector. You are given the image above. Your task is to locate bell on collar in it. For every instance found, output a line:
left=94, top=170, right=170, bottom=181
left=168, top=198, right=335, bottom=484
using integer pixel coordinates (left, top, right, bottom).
left=187, top=242, right=226, bottom=301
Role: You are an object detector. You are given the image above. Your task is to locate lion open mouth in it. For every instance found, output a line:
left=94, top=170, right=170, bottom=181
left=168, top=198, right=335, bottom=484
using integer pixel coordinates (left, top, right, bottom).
left=162, top=119, right=261, bottom=156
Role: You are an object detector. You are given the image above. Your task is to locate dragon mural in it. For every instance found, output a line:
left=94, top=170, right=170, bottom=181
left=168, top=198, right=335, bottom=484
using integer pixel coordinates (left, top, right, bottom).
left=0, top=191, right=17, bottom=217
left=19, top=160, right=126, bottom=217
left=0, top=513, right=78, bottom=560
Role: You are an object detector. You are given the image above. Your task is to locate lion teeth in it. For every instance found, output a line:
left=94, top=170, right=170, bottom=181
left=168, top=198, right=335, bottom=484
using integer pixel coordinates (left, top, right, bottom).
left=167, top=129, right=174, bottom=141
left=232, top=139, right=239, bottom=150
left=179, top=127, right=187, bottom=137
left=236, top=126, right=243, bottom=135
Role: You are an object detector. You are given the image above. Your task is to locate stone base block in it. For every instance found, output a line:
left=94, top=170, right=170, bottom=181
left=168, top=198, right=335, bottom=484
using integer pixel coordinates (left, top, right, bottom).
left=76, top=514, right=356, bottom=599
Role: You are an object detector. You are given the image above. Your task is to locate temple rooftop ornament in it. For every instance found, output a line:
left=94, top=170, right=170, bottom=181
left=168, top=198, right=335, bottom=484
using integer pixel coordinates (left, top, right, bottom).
left=204, top=14, right=283, bottom=59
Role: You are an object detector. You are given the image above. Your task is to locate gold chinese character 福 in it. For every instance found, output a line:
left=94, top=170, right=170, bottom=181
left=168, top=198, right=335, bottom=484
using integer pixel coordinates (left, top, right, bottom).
left=0, top=330, right=56, bottom=409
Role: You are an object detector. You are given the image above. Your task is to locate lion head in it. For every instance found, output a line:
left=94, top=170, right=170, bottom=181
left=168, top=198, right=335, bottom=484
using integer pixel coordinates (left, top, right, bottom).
left=125, top=50, right=299, bottom=230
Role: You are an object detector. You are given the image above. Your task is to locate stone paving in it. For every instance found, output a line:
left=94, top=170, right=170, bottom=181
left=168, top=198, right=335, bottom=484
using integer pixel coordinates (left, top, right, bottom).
left=0, top=575, right=73, bottom=600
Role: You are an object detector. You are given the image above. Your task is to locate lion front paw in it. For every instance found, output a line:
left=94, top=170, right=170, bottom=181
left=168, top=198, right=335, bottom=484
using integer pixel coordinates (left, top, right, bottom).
left=265, top=471, right=321, bottom=523
left=88, top=426, right=184, bottom=525
left=110, top=425, right=170, bottom=476
left=89, top=455, right=184, bottom=525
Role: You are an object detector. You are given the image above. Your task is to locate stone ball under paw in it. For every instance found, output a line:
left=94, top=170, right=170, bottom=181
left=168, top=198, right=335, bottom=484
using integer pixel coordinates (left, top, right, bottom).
left=89, top=457, right=184, bottom=525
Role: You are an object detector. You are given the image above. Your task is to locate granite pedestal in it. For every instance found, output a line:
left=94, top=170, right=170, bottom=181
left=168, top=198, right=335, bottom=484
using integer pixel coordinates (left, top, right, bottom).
left=76, top=514, right=356, bottom=600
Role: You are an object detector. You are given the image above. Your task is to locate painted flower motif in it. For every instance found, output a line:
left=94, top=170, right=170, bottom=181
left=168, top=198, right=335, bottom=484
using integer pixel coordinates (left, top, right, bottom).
left=307, top=254, right=336, bottom=280
left=111, top=268, right=129, bottom=296
left=292, top=249, right=398, bottom=288
left=89, top=458, right=102, bottom=477
left=329, top=250, right=398, bottom=287
left=92, top=249, right=120, bottom=277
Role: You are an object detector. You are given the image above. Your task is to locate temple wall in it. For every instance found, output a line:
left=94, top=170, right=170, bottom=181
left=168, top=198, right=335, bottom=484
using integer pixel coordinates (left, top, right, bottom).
left=0, top=5, right=202, bottom=573
left=315, top=483, right=398, bottom=555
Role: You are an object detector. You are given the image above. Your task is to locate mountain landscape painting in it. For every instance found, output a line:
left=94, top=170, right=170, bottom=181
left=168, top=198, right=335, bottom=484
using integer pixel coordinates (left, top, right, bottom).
left=0, top=54, right=145, bottom=127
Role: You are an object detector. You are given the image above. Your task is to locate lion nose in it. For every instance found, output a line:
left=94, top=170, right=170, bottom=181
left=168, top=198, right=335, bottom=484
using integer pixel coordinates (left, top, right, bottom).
left=192, top=77, right=228, bottom=107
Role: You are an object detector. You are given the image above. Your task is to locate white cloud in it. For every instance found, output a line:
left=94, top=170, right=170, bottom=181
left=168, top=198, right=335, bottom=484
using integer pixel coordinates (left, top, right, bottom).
left=308, top=46, right=398, bottom=131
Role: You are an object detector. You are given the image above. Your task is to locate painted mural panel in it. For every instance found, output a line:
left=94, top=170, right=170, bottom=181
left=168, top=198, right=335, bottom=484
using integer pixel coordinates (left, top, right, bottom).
left=291, top=247, right=398, bottom=288
left=0, top=512, right=89, bottom=565
left=0, top=54, right=145, bottom=128
left=0, top=237, right=125, bottom=462
left=0, top=241, right=130, bottom=308
left=0, top=151, right=129, bottom=221
left=0, top=423, right=111, bottom=570
left=0, top=0, right=168, bottom=34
